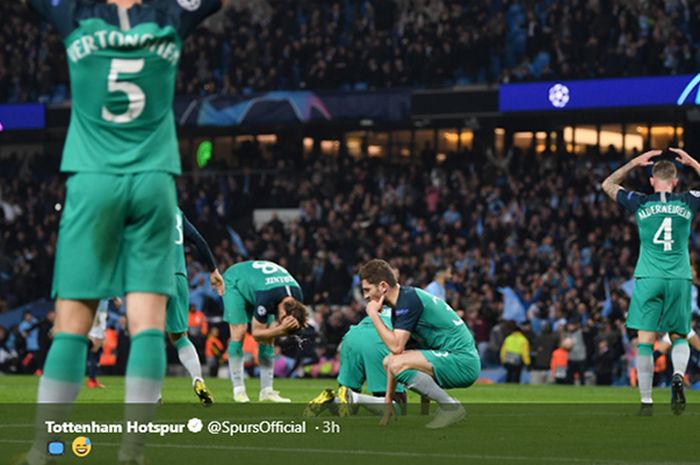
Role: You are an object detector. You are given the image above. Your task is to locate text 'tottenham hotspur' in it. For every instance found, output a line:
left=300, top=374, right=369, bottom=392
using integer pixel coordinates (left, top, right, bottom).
left=66, top=30, right=180, bottom=65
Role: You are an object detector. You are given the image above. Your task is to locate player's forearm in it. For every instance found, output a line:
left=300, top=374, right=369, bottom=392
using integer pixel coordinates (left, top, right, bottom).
left=385, top=369, right=396, bottom=405
left=369, top=313, right=404, bottom=354
left=251, top=325, right=284, bottom=340
left=602, top=161, right=636, bottom=200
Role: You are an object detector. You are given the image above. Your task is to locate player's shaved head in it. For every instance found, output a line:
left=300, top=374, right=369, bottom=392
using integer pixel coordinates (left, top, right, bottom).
left=359, top=259, right=398, bottom=288
left=652, top=160, right=677, bottom=181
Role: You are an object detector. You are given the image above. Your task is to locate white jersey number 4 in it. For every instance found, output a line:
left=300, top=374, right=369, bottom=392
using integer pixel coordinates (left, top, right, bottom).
left=653, top=217, right=674, bottom=252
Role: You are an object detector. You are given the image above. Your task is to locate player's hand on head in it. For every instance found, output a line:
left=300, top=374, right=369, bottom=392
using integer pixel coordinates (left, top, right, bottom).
left=281, top=315, right=300, bottom=333
left=634, top=149, right=662, bottom=167
left=669, top=147, right=696, bottom=166
left=210, top=269, right=225, bottom=296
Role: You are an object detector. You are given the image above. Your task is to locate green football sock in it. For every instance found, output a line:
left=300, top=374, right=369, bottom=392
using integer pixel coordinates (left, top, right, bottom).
left=228, top=340, right=245, bottom=391
left=125, top=329, right=165, bottom=402
left=258, top=343, right=275, bottom=390
left=637, top=343, right=654, bottom=404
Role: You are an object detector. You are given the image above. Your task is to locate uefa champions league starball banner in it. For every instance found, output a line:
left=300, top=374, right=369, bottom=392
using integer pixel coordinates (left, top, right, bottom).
left=175, top=89, right=411, bottom=127
left=499, top=74, right=700, bottom=112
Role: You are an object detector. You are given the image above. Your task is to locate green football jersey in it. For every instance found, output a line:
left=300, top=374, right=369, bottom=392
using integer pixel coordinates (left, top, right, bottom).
left=392, top=286, right=477, bottom=355
left=617, top=189, right=700, bottom=279
left=28, top=0, right=221, bottom=174
left=223, top=261, right=303, bottom=323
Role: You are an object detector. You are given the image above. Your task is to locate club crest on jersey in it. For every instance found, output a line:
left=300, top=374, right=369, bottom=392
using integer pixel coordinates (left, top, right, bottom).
left=177, top=0, right=201, bottom=11
left=257, top=306, right=267, bottom=317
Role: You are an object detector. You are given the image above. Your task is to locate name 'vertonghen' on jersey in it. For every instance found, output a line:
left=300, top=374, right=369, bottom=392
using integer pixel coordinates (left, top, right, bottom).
left=27, top=0, right=221, bottom=174
left=617, top=189, right=700, bottom=279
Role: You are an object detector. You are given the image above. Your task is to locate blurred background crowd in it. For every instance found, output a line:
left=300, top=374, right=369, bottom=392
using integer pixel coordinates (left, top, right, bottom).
left=3, top=143, right=700, bottom=385
left=2, top=0, right=700, bottom=102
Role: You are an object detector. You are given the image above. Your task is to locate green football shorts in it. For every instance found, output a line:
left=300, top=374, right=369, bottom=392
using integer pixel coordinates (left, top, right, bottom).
left=422, top=349, right=481, bottom=389
left=627, top=278, right=692, bottom=335
left=166, top=273, right=190, bottom=334
left=338, top=327, right=405, bottom=394
left=51, top=172, right=177, bottom=299
left=222, top=273, right=274, bottom=325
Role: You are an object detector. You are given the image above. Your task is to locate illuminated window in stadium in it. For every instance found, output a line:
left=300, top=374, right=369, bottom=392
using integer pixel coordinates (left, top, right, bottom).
left=414, top=129, right=435, bottom=155
left=598, top=125, right=624, bottom=156
left=645, top=125, right=682, bottom=151
left=534, top=131, right=548, bottom=154
left=440, top=129, right=474, bottom=154
left=345, top=132, right=366, bottom=158
left=495, top=128, right=505, bottom=155
left=512, top=131, right=533, bottom=152
left=566, top=125, right=597, bottom=155
left=623, top=124, right=646, bottom=155
left=391, top=130, right=413, bottom=159
left=367, top=131, right=389, bottom=157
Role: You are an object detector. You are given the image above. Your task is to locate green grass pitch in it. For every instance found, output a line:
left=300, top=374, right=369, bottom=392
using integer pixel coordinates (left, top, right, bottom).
left=0, top=376, right=697, bottom=465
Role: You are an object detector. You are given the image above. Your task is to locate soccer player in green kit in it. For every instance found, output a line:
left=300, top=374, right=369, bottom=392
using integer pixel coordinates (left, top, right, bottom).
left=305, top=307, right=407, bottom=417
left=603, top=148, right=700, bottom=414
left=359, top=259, right=481, bottom=429
left=20, top=0, right=225, bottom=464
left=167, top=209, right=224, bottom=404
left=223, top=260, right=309, bottom=402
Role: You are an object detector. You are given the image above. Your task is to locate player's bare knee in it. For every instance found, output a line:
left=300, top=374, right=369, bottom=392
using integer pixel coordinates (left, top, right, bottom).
left=383, top=355, right=393, bottom=370
left=230, top=324, right=246, bottom=341
left=388, top=358, right=405, bottom=376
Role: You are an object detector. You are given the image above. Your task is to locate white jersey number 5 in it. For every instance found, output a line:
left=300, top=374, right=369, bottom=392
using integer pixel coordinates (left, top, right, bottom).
left=102, top=59, right=146, bottom=124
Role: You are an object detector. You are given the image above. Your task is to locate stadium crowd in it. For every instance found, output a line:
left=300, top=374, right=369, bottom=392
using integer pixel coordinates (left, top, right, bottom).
left=2, top=0, right=700, bottom=102
left=3, top=143, right=700, bottom=384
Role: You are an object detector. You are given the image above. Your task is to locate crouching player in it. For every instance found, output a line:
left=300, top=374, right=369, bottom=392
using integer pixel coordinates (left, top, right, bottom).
left=359, top=259, right=481, bottom=429
left=223, top=260, right=309, bottom=402
left=306, top=307, right=407, bottom=416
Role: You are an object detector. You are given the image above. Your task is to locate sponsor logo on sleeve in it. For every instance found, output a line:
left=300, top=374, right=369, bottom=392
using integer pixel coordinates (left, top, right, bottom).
left=257, top=306, right=267, bottom=317
left=395, top=308, right=409, bottom=316
left=690, top=190, right=700, bottom=198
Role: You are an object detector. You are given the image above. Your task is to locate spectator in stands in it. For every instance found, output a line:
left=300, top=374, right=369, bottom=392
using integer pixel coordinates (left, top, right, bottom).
left=187, top=304, right=209, bottom=359
left=425, top=269, right=452, bottom=301
left=0, top=325, right=19, bottom=373
left=35, top=309, right=54, bottom=375
left=564, top=320, right=587, bottom=385
left=18, top=311, right=40, bottom=374
left=6, top=0, right=700, bottom=101
left=594, top=339, right=614, bottom=386
left=205, top=326, right=224, bottom=378
left=530, top=322, right=558, bottom=385
left=500, top=322, right=531, bottom=384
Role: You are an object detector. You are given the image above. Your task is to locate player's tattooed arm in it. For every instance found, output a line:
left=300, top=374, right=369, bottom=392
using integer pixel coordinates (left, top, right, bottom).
left=601, top=149, right=661, bottom=201
left=670, top=147, right=700, bottom=177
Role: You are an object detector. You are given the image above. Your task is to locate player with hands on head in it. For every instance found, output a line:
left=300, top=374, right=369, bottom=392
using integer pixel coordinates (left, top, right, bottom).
left=602, top=147, right=700, bottom=414
left=222, top=260, right=308, bottom=403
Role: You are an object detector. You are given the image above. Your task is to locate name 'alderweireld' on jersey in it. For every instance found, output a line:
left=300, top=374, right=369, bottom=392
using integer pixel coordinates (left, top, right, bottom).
left=66, top=29, right=180, bottom=65
left=637, top=204, right=691, bottom=220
